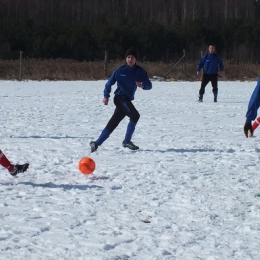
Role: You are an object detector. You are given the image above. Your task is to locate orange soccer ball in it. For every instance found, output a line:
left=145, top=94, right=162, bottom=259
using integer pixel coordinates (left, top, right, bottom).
left=78, top=157, right=96, bottom=174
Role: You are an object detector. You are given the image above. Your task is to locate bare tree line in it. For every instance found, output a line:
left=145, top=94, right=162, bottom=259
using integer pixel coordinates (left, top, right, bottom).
left=0, top=0, right=260, bottom=63
left=0, top=0, right=257, bottom=25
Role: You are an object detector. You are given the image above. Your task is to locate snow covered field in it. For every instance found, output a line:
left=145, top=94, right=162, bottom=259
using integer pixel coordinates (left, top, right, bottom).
left=0, top=79, right=260, bottom=259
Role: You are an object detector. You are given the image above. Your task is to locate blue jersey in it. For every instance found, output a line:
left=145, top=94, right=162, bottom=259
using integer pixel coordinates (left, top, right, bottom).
left=246, top=77, right=260, bottom=123
left=196, top=53, right=224, bottom=75
left=104, top=64, right=152, bottom=100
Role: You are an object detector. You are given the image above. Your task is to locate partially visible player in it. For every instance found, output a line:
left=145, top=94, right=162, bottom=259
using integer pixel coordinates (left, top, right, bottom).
left=0, top=149, right=29, bottom=176
left=244, top=77, right=260, bottom=137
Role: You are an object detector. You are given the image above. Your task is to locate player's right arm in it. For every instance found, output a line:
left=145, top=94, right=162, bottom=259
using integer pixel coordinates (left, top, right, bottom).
left=103, top=68, right=119, bottom=105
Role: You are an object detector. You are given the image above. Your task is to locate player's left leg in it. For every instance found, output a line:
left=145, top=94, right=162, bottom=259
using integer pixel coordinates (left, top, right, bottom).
left=211, top=75, right=218, bottom=102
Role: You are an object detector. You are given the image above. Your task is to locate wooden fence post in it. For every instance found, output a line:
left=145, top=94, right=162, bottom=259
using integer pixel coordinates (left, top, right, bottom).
left=182, top=49, right=186, bottom=74
left=19, top=51, right=23, bottom=81
left=163, top=50, right=186, bottom=78
left=104, top=51, right=108, bottom=77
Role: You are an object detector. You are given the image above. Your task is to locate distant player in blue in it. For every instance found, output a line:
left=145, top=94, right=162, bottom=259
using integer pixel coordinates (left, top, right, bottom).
left=90, top=47, right=152, bottom=152
left=244, top=78, right=260, bottom=137
left=196, top=44, right=224, bottom=102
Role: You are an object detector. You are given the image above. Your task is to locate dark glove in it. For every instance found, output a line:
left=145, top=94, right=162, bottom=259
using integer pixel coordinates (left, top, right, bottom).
left=244, top=122, right=253, bottom=138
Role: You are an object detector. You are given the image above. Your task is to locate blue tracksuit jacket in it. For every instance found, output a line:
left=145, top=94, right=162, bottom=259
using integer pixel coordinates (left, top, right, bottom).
left=196, top=53, right=224, bottom=74
left=246, top=78, right=260, bottom=123
left=104, top=64, right=152, bottom=100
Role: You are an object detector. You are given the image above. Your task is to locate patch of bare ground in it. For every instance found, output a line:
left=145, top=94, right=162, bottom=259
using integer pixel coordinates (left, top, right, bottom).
left=0, top=59, right=259, bottom=81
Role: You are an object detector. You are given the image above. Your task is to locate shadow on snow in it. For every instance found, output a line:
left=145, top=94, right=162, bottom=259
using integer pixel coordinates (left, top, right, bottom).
left=16, top=182, right=104, bottom=190
left=140, top=148, right=235, bottom=153
left=10, top=135, right=87, bottom=139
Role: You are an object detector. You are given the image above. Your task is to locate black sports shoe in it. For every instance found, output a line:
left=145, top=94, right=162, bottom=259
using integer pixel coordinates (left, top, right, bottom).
left=198, top=95, right=203, bottom=102
left=90, top=141, right=98, bottom=152
left=122, top=141, right=139, bottom=150
left=10, top=163, right=29, bottom=176
left=214, top=98, right=217, bottom=102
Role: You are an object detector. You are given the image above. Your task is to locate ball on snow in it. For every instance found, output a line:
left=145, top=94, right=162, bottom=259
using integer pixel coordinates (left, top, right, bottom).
left=78, top=157, right=96, bottom=174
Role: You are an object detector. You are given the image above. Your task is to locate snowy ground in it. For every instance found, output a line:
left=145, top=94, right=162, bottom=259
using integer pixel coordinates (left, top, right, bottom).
left=0, top=79, right=260, bottom=259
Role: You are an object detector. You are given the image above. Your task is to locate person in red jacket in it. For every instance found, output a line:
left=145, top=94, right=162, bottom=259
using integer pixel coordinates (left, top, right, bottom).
left=0, top=149, right=29, bottom=176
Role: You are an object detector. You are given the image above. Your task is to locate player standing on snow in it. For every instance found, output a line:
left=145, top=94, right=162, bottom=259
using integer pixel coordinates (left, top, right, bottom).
left=90, top=47, right=152, bottom=152
left=196, top=44, right=224, bottom=102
